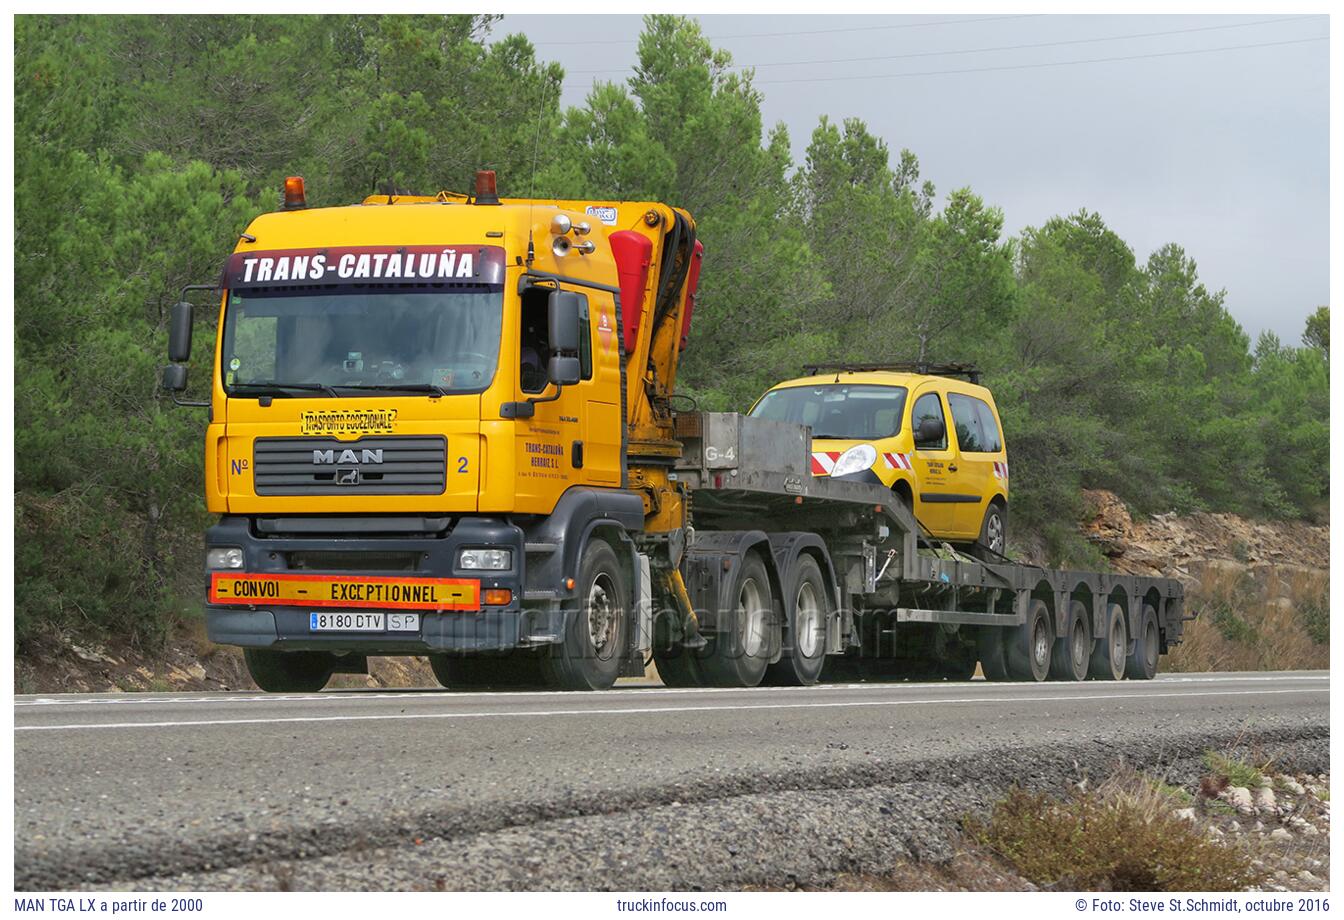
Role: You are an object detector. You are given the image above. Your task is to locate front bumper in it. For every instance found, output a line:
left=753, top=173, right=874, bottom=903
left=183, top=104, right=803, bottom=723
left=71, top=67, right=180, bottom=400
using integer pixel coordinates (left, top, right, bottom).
left=203, top=515, right=563, bottom=653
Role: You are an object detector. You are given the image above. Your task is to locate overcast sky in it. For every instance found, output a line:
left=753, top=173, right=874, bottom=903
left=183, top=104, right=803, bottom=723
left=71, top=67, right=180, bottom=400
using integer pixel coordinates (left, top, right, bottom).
left=491, top=13, right=1329, bottom=345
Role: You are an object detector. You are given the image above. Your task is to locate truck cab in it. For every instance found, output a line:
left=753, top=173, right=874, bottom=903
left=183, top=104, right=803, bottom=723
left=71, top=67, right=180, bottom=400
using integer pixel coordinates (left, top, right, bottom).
left=748, top=364, right=1010, bottom=556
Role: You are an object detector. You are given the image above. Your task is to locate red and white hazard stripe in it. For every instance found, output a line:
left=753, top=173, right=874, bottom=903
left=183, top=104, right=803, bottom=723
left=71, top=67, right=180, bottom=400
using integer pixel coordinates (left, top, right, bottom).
left=993, top=460, right=1010, bottom=480
left=883, top=452, right=913, bottom=471
left=810, top=451, right=841, bottom=475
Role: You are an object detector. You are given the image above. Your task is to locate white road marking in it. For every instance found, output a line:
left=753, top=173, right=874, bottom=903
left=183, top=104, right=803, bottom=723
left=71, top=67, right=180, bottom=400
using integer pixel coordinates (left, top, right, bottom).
left=12, top=672, right=1327, bottom=708
left=14, top=687, right=1327, bottom=732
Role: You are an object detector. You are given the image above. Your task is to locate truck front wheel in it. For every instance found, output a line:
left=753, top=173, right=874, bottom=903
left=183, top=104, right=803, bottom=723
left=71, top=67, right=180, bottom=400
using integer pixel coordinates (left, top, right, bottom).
left=543, top=539, right=628, bottom=691
left=243, top=649, right=335, bottom=693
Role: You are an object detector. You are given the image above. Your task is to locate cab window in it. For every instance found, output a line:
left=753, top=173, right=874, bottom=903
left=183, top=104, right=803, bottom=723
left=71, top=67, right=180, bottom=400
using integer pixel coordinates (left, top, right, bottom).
left=911, top=392, right=947, bottom=450
left=519, top=287, right=550, bottom=393
left=948, top=392, right=1001, bottom=453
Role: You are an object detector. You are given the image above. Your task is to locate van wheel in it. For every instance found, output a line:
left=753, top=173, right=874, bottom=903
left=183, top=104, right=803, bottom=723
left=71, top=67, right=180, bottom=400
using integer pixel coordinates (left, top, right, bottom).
left=763, top=555, right=829, bottom=686
left=543, top=539, right=627, bottom=690
left=1125, top=604, right=1160, bottom=680
left=243, top=649, right=334, bottom=693
left=974, top=500, right=1008, bottom=561
left=1006, top=599, right=1052, bottom=681
left=1049, top=601, right=1092, bottom=681
left=701, top=554, right=776, bottom=688
left=1088, top=603, right=1128, bottom=680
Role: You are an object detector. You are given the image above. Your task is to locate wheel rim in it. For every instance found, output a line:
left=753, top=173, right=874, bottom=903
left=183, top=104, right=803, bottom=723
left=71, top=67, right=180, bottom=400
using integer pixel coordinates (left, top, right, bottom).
left=986, top=511, right=1005, bottom=554
left=1145, top=621, right=1159, bottom=668
left=795, top=581, right=823, bottom=659
left=1071, top=620, right=1088, bottom=670
left=586, top=573, right=619, bottom=661
left=1110, top=617, right=1125, bottom=666
left=1033, top=618, right=1050, bottom=668
left=739, top=577, right=768, bottom=659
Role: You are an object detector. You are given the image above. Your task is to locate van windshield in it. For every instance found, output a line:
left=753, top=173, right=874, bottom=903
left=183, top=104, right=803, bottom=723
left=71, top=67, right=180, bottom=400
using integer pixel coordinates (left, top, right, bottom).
left=750, top=384, right=908, bottom=440
left=220, top=287, right=503, bottom=396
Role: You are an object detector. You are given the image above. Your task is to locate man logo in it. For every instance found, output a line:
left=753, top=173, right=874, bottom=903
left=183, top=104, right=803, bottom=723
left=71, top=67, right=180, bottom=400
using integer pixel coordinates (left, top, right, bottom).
left=336, top=468, right=360, bottom=486
left=313, top=448, right=384, bottom=465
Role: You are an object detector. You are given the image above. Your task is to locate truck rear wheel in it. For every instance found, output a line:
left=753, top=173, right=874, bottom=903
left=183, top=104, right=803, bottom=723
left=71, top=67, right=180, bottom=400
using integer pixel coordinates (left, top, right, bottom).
left=1049, top=600, right=1091, bottom=681
left=243, top=649, right=334, bottom=693
left=763, top=555, right=829, bottom=686
left=1088, top=603, right=1128, bottom=680
left=543, top=539, right=628, bottom=691
left=1125, top=604, right=1160, bottom=681
left=701, top=553, right=775, bottom=688
left=978, top=627, right=1011, bottom=681
left=1006, top=599, right=1052, bottom=681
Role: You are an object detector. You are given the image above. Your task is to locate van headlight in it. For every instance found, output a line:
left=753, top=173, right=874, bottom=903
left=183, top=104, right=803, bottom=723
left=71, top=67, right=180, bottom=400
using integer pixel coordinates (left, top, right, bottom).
left=206, top=547, right=245, bottom=569
left=458, top=548, right=512, bottom=570
left=830, top=444, right=878, bottom=478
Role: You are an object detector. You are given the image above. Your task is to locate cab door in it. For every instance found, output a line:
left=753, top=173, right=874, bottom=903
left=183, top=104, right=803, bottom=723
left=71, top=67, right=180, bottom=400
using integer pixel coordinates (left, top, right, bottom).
left=945, top=391, right=996, bottom=536
left=908, top=387, right=958, bottom=535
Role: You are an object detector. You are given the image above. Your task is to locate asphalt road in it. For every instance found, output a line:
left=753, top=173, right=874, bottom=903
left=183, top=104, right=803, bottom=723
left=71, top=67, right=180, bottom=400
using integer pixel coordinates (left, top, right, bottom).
left=14, top=671, right=1329, bottom=891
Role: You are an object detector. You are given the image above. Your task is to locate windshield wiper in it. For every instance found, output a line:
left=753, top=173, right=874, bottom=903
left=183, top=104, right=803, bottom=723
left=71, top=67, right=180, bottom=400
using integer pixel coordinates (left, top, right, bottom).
left=230, top=381, right=341, bottom=398
left=335, top=383, right=450, bottom=397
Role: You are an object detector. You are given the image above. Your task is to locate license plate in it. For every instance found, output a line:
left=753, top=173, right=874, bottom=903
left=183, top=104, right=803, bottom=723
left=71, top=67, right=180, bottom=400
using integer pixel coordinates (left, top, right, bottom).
left=308, top=612, right=422, bottom=632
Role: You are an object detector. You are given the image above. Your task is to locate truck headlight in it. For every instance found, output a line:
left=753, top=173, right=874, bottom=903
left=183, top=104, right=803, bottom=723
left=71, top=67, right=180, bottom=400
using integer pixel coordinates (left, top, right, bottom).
left=206, top=547, right=245, bottom=569
left=831, top=444, right=878, bottom=478
left=458, top=548, right=512, bottom=570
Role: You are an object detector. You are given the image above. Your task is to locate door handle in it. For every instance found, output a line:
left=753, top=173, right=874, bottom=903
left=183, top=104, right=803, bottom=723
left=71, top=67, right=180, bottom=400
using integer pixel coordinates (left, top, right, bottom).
left=948, top=463, right=958, bottom=472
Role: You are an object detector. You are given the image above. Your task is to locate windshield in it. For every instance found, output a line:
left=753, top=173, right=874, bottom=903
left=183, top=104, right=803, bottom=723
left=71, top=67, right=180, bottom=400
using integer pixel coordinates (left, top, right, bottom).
left=220, top=287, right=503, bottom=395
left=750, top=384, right=908, bottom=440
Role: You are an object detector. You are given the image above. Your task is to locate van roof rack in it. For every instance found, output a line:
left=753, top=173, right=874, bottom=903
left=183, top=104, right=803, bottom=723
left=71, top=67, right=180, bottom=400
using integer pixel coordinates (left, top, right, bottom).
left=801, top=362, right=982, bottom=385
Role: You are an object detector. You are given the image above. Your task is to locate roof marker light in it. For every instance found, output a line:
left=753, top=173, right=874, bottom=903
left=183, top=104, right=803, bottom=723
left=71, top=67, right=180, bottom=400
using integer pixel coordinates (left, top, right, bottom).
left=282, top=176, right=306, bottom=210
left=474, top=170, right=500, bottom=205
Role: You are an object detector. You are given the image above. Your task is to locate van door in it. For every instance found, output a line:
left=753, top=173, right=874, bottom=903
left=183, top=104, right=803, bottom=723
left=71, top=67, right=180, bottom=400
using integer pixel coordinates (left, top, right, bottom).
left=945, top=391, right=996, bottom=536
left=908, top=388, right=958, bottom=535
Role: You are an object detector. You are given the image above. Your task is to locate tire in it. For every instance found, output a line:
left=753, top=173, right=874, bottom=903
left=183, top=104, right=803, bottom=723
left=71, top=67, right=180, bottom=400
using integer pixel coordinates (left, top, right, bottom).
left=1049, top=600, right=1092, bottom=682
left=654, top=645, right=705, bottom=687
left=430, top=653, right=545, bottom=690
left=937, top=644, right=978, bottom=681
left=243, top=648, right=335, bottom=693
left=700, top=553, right=776, bottom=688
left=974, top=500, right=1008, bottom=561
left=978, top=626, right=1011, bottom=681
left=542, top=539, right=628, bottom=690
left=1125, top=604, right=1160, bottom=681
left=764, top=556, right=830, bottom=686
left=1088, top=603, right=1128, bottom=680
left=1006, top=599, right=1053, bottom=682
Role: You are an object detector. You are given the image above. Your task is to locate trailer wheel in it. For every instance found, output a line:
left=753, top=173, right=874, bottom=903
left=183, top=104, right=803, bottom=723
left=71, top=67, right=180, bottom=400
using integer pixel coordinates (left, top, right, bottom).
left=243, top=649, right=334, bottom=693
left=938, top=644, right=978, bottom=681
left=1088, top=603, right=1128, bottom=680
left=1049, top=601, right=1092, bottom=681
left=1006, top=599, right=1053, bottom=681
left=1125, top=604, right=1160, bottom=681
left=430, top=653, right=545, bottom=690
left=701, top=553, right=775, bottom=688
left=977, top=627, right=1011, bottom=681
left=763, top=555, right=829, bottom=686
left=543, top=539, right=627, bottom=690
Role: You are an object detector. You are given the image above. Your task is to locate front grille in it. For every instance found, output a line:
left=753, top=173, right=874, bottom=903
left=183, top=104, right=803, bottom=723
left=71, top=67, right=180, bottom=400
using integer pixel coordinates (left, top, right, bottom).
left=253, top=436, right=447, bottom=495
left=287, top=550, right=421, bottom=572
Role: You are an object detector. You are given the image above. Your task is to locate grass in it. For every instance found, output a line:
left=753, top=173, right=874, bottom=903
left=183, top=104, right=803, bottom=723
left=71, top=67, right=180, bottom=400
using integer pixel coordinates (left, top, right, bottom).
left=967, top=767, right=1261, bottom=891
left=1167, top=563, right=1329, bottom=673
left=1203, top=750, right=1269, bottom=790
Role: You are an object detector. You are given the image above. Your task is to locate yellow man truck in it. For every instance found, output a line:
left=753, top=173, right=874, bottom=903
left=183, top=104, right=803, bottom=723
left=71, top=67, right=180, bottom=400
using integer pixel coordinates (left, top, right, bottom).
left=163, top=173, right=1186, bottom=692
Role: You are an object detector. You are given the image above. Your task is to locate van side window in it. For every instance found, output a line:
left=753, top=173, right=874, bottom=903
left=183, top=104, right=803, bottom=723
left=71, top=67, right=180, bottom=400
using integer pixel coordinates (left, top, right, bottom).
left=948, top=392, right=998, bottom=453
left=974, top=398, right=1002, bottom=453
left=911, top=392, right=947, bottom=450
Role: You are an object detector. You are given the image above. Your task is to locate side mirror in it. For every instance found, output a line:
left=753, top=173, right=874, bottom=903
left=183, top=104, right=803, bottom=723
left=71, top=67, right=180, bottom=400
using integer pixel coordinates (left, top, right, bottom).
left=916, top=416, right=945, bottom=447
left=168, top=301, right=194, bottom=362
left=548, top=355, right=581, bottom=386
left=548, top=290, right=582, bottom=354
left=162, top=364, right=188, bottom=392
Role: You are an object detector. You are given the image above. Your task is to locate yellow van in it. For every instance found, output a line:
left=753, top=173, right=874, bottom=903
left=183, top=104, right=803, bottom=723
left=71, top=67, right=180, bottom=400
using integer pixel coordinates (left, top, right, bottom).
left=748, top=363, right=1010, bottom=556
